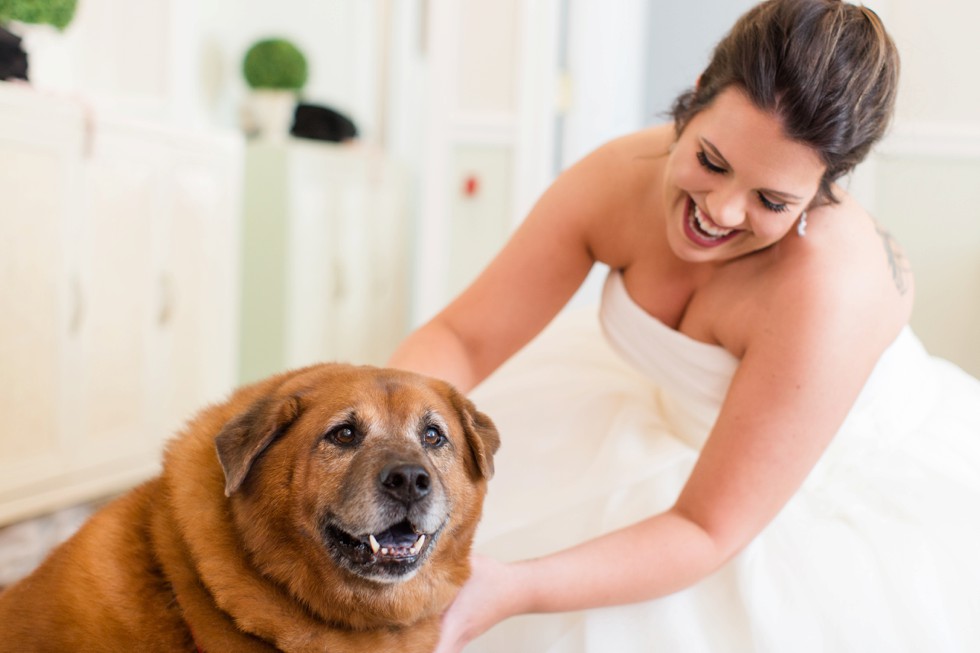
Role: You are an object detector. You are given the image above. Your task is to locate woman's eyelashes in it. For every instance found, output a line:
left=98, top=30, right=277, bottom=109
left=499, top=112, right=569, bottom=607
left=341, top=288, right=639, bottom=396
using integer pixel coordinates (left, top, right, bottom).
left=757, top=192, right=789, bottom=213
left=696, top=149, right=726, bottom=174
left=696, top=150, right=790, bottom=214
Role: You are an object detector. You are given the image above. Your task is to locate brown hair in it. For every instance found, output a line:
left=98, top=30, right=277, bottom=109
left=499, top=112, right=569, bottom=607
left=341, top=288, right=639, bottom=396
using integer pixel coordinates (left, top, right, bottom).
left=671, top=0, right=899, bottom=204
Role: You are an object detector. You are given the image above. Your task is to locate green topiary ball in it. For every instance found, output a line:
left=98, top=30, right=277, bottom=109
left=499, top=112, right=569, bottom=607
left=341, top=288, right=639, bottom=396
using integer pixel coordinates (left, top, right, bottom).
left=242, top=38, right=308, bottom=91
left=0, top=0, right=78, bottom=30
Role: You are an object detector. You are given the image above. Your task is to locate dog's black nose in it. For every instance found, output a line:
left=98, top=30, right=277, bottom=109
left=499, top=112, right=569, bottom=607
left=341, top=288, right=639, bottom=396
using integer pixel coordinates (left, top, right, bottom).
left=380, top=463, right=431, bottom=503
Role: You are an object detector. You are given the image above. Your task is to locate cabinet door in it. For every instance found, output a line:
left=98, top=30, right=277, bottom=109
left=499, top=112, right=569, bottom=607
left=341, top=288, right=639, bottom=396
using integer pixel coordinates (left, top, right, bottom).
left=285, top=143, right=349, bottom=367
left=153, top=138, right=241, bottom=438
left=286, top=143, right=411, bottom=367
left=72, top=133, right=156, bottom=463
left=73, top=123, right=241, bottom=464
left=330, top=151, right=411, bottom=365
left=0, top=92, right=241, bottom=525
left=0, top=89, right=84, bottom=524
left=0, top=139, right=69, bottom=459
left=239, top=141, right=411, bottom=380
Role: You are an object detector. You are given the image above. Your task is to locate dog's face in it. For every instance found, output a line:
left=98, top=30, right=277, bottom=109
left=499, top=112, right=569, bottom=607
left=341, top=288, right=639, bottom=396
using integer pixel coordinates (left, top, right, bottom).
left=213, top=364, right=499, bottom=614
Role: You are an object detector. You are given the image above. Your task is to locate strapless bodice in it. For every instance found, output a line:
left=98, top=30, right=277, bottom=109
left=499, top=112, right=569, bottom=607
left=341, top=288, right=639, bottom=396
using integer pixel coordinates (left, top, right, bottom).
left=599, top=270, right=738, bottom=442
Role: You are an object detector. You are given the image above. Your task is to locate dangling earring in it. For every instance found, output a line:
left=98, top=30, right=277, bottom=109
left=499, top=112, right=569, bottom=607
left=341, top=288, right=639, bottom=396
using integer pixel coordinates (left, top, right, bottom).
left=797, top=211, right=808, bottom=237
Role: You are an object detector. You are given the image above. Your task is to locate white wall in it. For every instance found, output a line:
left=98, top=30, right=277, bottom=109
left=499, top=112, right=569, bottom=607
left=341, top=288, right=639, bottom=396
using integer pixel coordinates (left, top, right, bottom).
left=195, top=0, right=384, bottom=138
left=559, top=0, right=650, bottom=168
left=15, top=0, right=980, bottom=373
left=888, top=1, right=980, bottom=124
left=870, top=0, right=980, bottom=376
left=20, top=0, right=389, bottom=137
left=17, top=0, right=179, bottom=120
left=642, top=0, right=757, bottom=121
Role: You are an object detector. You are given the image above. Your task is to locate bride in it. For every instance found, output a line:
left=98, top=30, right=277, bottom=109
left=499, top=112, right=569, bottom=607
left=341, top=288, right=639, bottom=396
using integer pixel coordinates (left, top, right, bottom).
left=389, top=1, right=980, bottom=650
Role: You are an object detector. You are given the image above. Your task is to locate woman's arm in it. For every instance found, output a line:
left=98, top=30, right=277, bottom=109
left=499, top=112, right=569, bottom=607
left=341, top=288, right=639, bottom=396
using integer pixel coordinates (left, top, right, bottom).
left=435, top=252, right=906, bottom=651
left=387, top=135, right=653, bottom=392
left=433, top=510, right=722, bottom=652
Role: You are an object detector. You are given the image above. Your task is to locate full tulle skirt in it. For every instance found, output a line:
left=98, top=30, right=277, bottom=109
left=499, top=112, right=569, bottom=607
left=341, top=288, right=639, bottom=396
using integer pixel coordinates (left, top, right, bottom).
left=465, top=309, right=980, bottom=652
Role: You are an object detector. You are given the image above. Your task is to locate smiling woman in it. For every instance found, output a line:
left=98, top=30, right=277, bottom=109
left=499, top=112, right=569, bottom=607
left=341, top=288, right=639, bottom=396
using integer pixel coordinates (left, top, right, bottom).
left=386, top=1, right=980, bottom=651
left=663, top=87, right=826, bottom=262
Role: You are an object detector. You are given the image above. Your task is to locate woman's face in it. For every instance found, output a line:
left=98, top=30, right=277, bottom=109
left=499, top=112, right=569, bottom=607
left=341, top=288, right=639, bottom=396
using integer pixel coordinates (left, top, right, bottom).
left=663, top=86, right=826, bottom=264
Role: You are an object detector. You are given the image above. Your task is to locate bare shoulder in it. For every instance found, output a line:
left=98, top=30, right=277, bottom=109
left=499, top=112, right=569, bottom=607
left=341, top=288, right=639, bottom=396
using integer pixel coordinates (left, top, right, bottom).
left=544, top=125, right=670, bottom=209
left=783, top=190, right=912, bottom=303
left=569, top=125, right=675, bottom=265
left=750, top=190, right=914, bottom=355
left=564, top=125, right=673, bottom=200
left=596, top=122, right=675, bottom=157
left=676, top=196, right=916, bottom=555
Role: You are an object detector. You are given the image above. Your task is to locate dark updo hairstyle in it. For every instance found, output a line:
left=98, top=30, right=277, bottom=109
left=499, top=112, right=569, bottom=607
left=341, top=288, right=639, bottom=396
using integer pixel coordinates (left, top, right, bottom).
left=671, top=0, right=899, bottom=205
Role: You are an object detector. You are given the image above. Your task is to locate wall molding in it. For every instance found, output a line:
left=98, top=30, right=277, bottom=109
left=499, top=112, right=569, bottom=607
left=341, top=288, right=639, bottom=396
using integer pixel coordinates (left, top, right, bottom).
left=878, top=120, right=980, bottom=161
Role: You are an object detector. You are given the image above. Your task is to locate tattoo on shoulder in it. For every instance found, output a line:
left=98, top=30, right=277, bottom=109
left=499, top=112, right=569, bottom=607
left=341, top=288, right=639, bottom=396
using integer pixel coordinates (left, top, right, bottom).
left=874, top=221, right=912, bottom=295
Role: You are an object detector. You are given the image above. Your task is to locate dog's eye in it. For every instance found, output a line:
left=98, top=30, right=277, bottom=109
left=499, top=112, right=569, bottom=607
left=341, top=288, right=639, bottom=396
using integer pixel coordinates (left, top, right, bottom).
left=327, top=425, right=358, bottom=446
left=422, top=426, right=446, bottom=448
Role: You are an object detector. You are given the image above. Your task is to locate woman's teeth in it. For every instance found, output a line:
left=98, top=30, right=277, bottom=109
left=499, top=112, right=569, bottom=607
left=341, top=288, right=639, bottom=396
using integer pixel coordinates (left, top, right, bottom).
left=692, top=204, right=734, bottom=239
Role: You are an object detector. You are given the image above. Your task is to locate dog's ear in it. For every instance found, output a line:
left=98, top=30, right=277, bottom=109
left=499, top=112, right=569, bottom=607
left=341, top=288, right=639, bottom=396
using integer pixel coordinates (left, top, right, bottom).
left=215, top=395, right=301, bottom=496
left=448, top=388, right=500, bottom=480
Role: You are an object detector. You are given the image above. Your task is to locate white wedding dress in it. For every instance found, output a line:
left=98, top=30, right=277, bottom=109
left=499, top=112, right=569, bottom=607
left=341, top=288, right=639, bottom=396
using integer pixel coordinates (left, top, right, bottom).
left=466, top=270, right=980, bottom=652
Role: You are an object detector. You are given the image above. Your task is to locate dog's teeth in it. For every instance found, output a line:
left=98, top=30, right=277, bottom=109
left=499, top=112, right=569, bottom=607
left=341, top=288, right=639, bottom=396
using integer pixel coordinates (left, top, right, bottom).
left=414, top=534, right=425, bottom=551
left=369, top=535, right=380, bottom=554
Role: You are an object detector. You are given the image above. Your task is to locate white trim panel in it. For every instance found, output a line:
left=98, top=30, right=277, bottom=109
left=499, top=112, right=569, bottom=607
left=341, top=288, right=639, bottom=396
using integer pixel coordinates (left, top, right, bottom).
left=879, top=121, right=980, bottom=160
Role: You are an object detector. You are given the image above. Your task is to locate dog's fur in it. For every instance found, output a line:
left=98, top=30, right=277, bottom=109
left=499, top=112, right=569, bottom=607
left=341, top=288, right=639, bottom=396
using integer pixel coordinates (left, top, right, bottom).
left=0, top=363, right=499, bottom=652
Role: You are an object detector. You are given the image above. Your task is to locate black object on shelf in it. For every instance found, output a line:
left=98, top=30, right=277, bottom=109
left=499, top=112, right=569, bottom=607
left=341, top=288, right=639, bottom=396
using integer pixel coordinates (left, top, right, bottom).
left=0, top=25, right=28, bottom=81
left=291, top=103, right=358, bottom=143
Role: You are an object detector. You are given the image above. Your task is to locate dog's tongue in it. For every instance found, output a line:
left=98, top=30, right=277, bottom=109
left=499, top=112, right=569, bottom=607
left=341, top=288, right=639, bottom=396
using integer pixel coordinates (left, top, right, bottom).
left=377, top=520, right=417, bottom=546
left=368, top=520, right=425, bottom=557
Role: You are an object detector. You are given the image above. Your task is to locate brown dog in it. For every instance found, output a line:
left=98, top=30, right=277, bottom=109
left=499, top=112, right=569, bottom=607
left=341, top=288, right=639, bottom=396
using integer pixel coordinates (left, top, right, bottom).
left=0, top=363, right=499, bottom=652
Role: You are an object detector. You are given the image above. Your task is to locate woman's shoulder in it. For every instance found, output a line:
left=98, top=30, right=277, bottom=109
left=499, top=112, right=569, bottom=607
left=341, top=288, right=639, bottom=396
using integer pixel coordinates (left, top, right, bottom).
left=554, top=124, right=672, bottom=196
left=562, top=125, right=675, bottom=267
left=709, top=190, right=913, bottom=357
left=783, top=190, right=910, bottom=294
left=598, top=123, right=675, bottom=160
left=760, top=190, right=913, bottom=337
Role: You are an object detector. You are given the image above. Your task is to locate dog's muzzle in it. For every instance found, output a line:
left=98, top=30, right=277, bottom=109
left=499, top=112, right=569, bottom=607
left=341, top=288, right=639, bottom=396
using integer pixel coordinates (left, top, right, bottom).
left=322, top=460, right=448, bottom=583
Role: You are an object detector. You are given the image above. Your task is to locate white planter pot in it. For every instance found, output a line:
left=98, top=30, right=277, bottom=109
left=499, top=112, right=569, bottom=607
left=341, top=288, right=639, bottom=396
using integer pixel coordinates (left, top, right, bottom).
left=246, top=89, right=297, bottom=142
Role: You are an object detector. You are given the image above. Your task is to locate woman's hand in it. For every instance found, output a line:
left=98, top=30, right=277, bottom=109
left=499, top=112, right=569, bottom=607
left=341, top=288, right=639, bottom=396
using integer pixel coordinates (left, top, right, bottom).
left=434, top=554, right=524, bottom=653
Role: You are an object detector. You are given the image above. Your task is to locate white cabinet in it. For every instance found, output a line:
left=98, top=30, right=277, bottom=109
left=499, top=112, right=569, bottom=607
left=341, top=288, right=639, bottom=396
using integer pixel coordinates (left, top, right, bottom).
left=0, top=88, right=83, bottom=486
left=0, top=83, right=242, bottom=525
left=239, top=140, right=412, bottom=383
